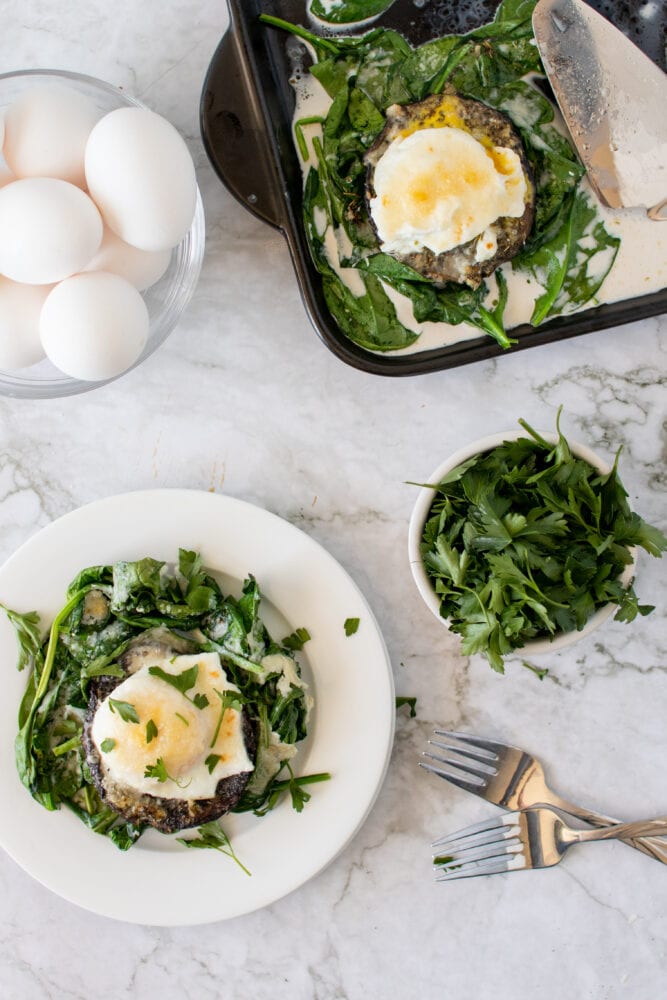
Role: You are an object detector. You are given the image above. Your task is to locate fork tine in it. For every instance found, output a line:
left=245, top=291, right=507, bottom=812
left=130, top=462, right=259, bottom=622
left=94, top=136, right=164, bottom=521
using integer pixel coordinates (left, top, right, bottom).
left=418, top=760, right=486, bottom=793
left=433, top=843, right=524, bottom=871
left=423, top=745, right=497, bottom=777
left=433, top=825, right=519, bottom=857
left=431, top=813, right=513, bottom=848
left=433, top=730, right=508, bottom=759
left=435, top=858, right=513, bottom=882
left=428, top=736, right=499, bottom=769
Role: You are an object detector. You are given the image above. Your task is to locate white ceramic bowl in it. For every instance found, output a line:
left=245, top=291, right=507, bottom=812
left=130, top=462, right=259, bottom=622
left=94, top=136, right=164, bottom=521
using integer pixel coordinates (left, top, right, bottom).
left=0, top=69, right=205, bottom=399
left=408, top=429, right=637, bottom=657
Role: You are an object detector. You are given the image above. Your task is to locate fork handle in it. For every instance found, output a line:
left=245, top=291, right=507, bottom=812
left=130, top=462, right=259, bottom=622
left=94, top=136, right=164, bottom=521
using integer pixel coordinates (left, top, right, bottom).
left=574, top=817, right=667, bottom=844
left=549, top=794, right=667, bottom=863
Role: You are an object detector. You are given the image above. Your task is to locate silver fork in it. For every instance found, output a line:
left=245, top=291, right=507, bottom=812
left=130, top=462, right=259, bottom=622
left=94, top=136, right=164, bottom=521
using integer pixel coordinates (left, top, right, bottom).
left=419, top=730, right=667, bottom=865
left=432, top=807, right=667, bottom=881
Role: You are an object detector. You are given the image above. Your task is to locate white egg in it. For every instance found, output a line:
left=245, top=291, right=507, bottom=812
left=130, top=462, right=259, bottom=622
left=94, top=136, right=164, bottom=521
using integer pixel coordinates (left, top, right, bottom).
left=85, top=107, right=197, bottom=251
left=82, top=224, right=172, bottom=291
left=0, top=276, right=50, bottom=369
left=0, top=178, right=103, bottom=284
left=0, top=114, right=4, bottom=150
left=40, top=271, right=149, bottom=380
left=2, top=84, right=99, bottom=187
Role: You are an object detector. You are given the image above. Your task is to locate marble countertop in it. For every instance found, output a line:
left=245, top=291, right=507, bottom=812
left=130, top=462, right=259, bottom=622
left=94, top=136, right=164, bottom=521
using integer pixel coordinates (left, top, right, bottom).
left=1, top=2, right=666, bottom=998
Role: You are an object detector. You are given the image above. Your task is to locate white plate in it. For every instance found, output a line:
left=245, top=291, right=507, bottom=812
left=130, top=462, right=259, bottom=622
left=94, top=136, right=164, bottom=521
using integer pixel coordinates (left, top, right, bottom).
left=0, top=490, right=394, bottom=925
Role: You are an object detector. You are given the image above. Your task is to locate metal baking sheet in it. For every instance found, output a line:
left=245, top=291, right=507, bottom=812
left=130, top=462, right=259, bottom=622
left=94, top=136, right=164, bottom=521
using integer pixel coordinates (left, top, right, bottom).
left=200, top=0, right=667, bottom=376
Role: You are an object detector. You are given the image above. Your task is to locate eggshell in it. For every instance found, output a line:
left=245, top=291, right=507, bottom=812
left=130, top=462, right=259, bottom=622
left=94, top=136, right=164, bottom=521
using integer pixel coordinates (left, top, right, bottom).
left=0, top=115, right=4, bottom=150
left=85, top=107, right=196, bottom=252
left=0, top=276, right=49, bottom=369
left=40, top=271, right=149, bottom=380
left=82, top=224, right=171, bottom=291
left=3, top=84, right=99, bottom=186
left=0, top=178, right=103, bottom=284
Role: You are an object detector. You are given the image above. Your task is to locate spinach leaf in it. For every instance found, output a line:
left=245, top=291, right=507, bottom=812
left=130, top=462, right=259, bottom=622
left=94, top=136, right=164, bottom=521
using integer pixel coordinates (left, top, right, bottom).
left=15, top=587, right=91, bottom=793
left=1, top=604, right=42, bottom=672
left=517, top=190, right=620, bottom=324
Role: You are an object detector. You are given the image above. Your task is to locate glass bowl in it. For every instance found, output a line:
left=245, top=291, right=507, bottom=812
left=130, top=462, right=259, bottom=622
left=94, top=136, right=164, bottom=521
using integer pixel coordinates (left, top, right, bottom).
left=0, top=69, right=205, bottom=399
left=408, top=429, right=637, bottom=659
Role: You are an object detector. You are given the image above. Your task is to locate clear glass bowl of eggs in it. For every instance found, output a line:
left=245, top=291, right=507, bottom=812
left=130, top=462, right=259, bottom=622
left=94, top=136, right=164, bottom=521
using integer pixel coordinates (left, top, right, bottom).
left=0, top=69, right=205, bottom=398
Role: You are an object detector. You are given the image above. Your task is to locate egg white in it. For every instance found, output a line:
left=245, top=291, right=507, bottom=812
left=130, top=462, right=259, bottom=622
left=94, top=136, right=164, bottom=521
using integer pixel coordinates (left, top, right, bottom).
left=91, top=652, right=253, bottom=800
left=368, top=125, right=527, bottom=256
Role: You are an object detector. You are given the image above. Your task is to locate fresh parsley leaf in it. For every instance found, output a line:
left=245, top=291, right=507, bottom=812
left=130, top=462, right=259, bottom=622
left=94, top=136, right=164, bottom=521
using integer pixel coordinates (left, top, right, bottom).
left=148, top=663, right=198, bottom=695
left=396, top=696, right=417, bottom=717
left=108, top=698, right=139, bottom=724
left=344, top=617, right=360, bottom=636
left=205, top=754, right=220, bottom=774
left=419, top=411, right=666, bottom=671
left=146, top=719, right=158, bottom=744
left=143, top=757, right=191, bottom=789
left=148, top=664, right=209, bottom=710
left=177, top=821, right=251, bottom=876
left=281, top=627, right=311, bottom=650
left=235, top=767, right=331, bottom=817
left=100, top=738, right=116, bottom=753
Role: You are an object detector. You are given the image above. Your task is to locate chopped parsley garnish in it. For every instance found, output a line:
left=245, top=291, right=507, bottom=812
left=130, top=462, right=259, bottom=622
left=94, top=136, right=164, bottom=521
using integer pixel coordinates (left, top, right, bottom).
left=144, top=757, right=191, bottom=789
left=100, top=738, right=116, bottom=753
left=205, top=754, right=220, bottom=774
left=281, top=627, right=311, bottom=650
left=175, top=712, right=189, bottom=727
left=344, top=617, right=360, bottom=636
left=396, top=696, right=417, bottom=717
left=146, top=719, right=158, bottom=744
left=108, top=698, right=139, bottom=724
left=148, top=664, right=210, bottom=710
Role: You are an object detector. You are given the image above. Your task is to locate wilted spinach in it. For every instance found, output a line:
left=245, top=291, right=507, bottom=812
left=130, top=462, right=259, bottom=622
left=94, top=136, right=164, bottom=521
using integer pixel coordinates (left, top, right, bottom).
left=5, top=549, right=325, bottom=855
left=262, top=0, right=619, bottom=351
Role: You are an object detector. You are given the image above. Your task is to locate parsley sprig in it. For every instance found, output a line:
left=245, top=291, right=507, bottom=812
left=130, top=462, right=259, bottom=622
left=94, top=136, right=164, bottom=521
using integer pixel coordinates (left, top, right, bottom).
left=148, top=664, right=210, bottom=710
left=108, top=698, right=139, bottom=724
left=143, top=757, right=191, bottom=789
left=419, top=412, right=667, bottom=672
left=177, top=821, right=251, bottom=876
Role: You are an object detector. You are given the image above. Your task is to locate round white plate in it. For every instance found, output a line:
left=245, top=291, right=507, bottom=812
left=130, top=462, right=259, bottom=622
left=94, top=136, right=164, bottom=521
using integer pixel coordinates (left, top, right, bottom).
left=0, top=490, right=394, bottom=925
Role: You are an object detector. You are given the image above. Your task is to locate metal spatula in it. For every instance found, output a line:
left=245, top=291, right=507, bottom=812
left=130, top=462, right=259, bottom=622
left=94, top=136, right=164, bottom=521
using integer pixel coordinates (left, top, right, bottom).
left=532, top=0, right=667, bottom=220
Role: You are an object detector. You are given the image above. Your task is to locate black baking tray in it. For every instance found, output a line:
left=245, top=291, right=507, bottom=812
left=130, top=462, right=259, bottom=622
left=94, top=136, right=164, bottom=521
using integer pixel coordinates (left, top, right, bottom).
left=200, top=0, right=667, bottom=376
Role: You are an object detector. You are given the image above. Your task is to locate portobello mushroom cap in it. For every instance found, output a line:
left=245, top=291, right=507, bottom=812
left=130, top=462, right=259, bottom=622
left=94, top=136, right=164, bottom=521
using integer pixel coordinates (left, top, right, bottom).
left=364, top=89, right=535, bottom=289
left=82, top=635, right=257, bottom=834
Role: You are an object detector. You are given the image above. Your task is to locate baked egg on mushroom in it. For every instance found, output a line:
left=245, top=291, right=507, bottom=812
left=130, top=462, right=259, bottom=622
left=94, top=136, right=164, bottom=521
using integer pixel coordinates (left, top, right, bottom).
left=364, top=89, right=535, bottom=288
left=82, top=632, right=257, bottom=833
